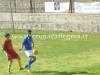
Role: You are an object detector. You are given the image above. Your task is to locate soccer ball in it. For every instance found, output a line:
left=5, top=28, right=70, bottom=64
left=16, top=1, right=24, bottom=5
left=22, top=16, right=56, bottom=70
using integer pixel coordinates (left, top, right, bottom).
left=33, top=49, right=38, bottom=55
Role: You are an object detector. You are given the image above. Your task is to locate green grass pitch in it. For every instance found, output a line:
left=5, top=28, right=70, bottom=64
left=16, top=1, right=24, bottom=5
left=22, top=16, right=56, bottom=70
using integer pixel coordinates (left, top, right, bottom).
left=0, top=29, right=100, bottom=75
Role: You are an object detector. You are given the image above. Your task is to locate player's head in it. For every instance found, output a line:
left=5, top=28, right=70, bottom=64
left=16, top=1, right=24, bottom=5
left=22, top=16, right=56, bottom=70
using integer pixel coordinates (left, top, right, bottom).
left=27, top=30, right=32, bottom=35
left=5, top=33, right=11, bottom=40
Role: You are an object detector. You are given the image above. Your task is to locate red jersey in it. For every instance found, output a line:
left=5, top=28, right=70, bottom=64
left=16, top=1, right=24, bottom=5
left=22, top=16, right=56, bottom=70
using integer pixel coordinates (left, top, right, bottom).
left=3, top=39, right=19, bottom=60
left=3, top=39, right=15, bottom=54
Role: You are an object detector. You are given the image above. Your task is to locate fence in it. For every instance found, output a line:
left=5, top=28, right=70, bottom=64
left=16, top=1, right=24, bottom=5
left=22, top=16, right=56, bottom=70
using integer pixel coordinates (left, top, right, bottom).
left=0, top=0, right=100, bottom=13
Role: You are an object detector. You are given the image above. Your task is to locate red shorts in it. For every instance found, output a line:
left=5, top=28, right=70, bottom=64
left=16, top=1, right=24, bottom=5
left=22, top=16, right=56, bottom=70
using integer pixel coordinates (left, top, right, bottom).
left=5, top=51, right=20, bottom=60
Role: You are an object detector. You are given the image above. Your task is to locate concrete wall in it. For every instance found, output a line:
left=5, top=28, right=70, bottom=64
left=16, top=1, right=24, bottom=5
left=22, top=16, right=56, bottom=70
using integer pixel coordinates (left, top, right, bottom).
left=0, top=0, right=99, bottom=13
left=0, top=0, right=69, bottom=13
left=0, top=13, right=100, bottom=33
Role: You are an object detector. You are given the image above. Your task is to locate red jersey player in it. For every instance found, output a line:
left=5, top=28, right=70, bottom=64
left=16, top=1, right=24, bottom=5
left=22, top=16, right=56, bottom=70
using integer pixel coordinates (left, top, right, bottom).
left=2, top=33, right=23, bottom=74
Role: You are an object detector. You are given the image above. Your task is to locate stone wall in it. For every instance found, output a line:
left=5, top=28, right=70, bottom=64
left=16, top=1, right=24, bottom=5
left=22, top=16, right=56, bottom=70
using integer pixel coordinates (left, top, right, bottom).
left=0, top=13, right=100, bottom=33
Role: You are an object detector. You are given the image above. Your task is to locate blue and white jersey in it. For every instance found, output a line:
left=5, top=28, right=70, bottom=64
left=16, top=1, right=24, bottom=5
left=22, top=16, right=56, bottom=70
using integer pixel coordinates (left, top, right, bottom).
left=22, top=35, right=33, bottom=51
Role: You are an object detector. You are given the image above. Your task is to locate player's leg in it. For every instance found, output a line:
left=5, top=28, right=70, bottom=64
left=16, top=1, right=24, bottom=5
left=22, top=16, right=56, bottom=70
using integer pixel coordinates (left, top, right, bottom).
left=25, top=50, right=36, bottom=72
left=27, top=56, right=33, bottom=72
left=13, top=52, right=23, bottom=70
left=8, top=60, right=13, bottom=74
left=25, top=51, right=35, bottom=67
left=17, top=57, right=23, bottom=70
left=31, top=49, right=38, bottom=64
left=31, top=56, right=36, bottom=64
left=7, top=54, right=13, bottom=73
left=23, top=56, right=33, bottom=72
left=25, top=56, right=36, bottom=66
left=25, top=56, right=36, bottom=73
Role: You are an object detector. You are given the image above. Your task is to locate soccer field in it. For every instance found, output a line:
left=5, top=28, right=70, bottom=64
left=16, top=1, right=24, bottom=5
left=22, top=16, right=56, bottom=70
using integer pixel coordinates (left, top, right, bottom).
left=0, top=30, right=100, bottom=75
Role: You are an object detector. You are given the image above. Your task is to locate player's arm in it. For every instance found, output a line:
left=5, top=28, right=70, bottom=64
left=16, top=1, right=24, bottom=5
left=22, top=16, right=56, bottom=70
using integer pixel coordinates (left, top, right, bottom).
left=19, top=38, right=26, bottom=50
left=31, top=36, right=34, bottom=48
left=19, top=44, right=24, bottom=51
left=2, top=45, right=8, bottom=55
left=2, top=45, right=6, bottom=51
left=32, top=40, right=34, bottom=48
left=2, top=42, right=7, bottom=51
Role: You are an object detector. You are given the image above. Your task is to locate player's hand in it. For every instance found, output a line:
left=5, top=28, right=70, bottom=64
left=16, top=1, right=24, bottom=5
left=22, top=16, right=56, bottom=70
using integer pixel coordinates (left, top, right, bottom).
left=19, top=49, right=22, bottom=51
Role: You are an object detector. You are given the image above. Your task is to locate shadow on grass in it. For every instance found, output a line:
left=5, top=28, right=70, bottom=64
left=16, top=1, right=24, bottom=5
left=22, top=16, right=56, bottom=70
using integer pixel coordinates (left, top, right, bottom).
left=32, top=71, right=97, bottom=75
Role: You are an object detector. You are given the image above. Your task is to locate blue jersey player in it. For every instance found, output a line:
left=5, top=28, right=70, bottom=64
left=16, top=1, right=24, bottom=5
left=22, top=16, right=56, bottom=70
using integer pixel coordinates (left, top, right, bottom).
left=20, top=30, right=36, bottom=73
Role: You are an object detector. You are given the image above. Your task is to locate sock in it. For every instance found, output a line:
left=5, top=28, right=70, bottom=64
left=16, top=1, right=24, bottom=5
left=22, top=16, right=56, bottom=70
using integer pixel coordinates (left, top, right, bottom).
left=31, top=60, right=34, bottom=64
left=28, top=60, right=31, bottom=70
left=25, top=60, right=34, bottom=67
left=8, top=62, right=12, bottom=72
left=18, top=59, right=21, bottom=68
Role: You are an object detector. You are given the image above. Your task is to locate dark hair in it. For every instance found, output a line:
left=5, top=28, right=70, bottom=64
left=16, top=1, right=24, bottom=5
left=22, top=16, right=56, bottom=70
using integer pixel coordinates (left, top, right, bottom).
left=5, top=33, right=10, bottom=37
left=27, top=30, right=32, bottom=33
